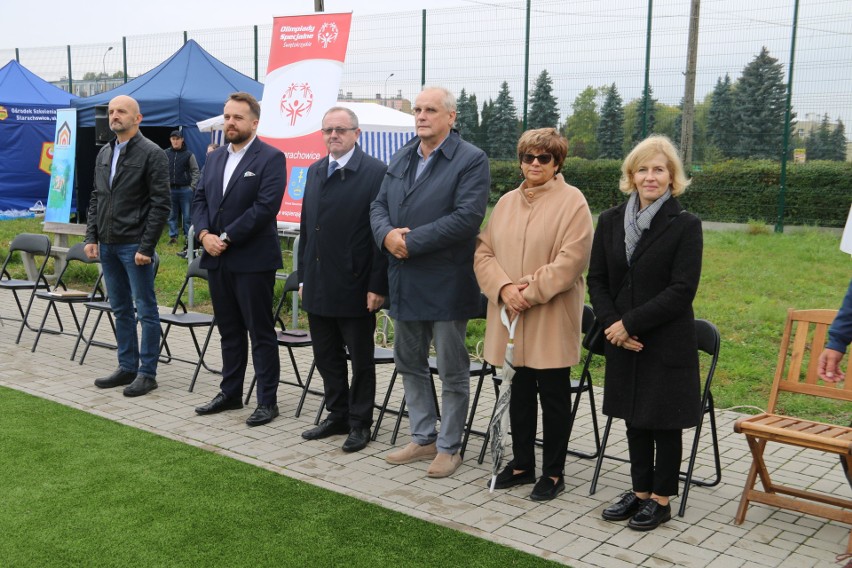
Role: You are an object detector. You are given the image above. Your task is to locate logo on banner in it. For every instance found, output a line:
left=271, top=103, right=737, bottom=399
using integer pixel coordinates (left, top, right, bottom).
left=0, top=105, right=7, bottom=121
left=318, top=23, right=339, bottom=48
left=39, top=142, right=54, bottom=175
left=280, top=82, right=314, bottom=127
left=57, top=122, right=72, bottom=146
left=288, top=167, right=308, bottom=200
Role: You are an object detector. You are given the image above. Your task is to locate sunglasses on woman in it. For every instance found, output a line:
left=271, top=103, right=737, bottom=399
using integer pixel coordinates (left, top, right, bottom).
left=520, top=153, right=553, bottom=165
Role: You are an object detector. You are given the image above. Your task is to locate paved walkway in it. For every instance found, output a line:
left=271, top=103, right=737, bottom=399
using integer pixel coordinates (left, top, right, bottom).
left=1, top=296, right=850, bottom=568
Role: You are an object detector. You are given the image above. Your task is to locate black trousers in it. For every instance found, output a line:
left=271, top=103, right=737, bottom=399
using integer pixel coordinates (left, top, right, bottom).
left=509, top=366, right=572, bottom=478
left=307, top=312, right=377, bottom=428
left=208, top=267, right=279, bottom=406
left=626, top=425, right=682, bottom=497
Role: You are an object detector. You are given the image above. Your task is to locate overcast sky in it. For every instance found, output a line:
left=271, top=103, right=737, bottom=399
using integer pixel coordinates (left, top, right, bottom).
left=2, top=0, right=489, bottom=48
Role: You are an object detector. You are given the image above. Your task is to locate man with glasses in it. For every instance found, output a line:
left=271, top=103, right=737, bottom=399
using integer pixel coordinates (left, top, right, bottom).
left=298, top=107, right=388, bottom=452
left=371, top=86, right=490, bottom=478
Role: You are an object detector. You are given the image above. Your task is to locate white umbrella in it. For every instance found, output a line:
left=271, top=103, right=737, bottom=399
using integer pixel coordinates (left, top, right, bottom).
left=488, top=306, right=519, bottom=492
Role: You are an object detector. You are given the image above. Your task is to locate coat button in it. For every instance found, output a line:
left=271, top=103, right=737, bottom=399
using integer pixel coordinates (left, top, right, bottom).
left=527, top=192, right=534, bottom=198
left=315, top=226, right=320, bottom=231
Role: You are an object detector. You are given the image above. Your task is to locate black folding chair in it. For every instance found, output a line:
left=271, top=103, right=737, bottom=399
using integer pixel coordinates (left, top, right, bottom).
left=589, top=318, right=722, bottom=518
left=73, top=254, right=161, bottom=364
left=30, top=242, right=105, bottom=354
left=477, top=304, right=601, bottom=464
left=246, top=272, right=318, bottom=412
left=0, top=233, right=53, bottom=343
left=157, top=256, right=220, bottom=391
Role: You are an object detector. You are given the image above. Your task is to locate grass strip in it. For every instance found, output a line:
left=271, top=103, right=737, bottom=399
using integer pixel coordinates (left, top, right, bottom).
left=0, top=387, right=560, bottom=568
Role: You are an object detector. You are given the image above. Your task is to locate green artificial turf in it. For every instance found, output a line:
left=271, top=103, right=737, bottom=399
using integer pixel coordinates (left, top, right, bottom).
left=0, top=387, right=560, bottom=568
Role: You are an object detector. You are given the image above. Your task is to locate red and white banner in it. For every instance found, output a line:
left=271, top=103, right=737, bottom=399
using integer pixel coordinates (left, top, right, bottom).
left=258, top=12, right=353, bottom=228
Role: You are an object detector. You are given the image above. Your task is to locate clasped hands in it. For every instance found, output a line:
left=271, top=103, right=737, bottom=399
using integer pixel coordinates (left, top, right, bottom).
left=201, top=233, right=228, bottom=257
left=499, top=282, right=530, bottom=319
left=383, top=228, right=410, bottom=259
left=605, top=320, right=643, bottom=352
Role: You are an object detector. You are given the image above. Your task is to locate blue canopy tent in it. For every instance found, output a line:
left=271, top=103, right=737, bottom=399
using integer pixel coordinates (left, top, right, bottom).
left=71, top=40, right=263, bottom=219
left=0, top=60, right=77, bottom=211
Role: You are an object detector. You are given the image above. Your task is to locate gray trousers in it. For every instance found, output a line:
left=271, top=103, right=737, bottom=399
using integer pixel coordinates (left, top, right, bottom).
left=393, top=319, right=470, bottom=454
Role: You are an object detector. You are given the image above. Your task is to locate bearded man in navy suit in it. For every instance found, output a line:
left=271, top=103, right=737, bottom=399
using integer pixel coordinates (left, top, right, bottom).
left=191, top=92, right=286, bottom=427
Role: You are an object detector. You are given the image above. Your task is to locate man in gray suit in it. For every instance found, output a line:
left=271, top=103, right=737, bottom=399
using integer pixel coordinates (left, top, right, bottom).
left=370, top=86, right=490, bottom=478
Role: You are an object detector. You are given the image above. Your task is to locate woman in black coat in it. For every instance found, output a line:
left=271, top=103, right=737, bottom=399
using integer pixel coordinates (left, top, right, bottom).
left=587, top=135, right=702, bottom=531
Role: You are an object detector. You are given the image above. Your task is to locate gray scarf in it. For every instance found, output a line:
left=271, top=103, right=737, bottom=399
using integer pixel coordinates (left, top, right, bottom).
left=623, top=189, right=671, bottom=265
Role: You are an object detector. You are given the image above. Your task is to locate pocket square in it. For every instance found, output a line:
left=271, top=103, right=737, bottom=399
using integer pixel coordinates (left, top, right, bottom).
left=243, top=171, right=256, bottom=177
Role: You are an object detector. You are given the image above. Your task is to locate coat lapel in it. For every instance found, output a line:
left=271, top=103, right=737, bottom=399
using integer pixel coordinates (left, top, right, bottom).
left=223, top=140, right=260, bottom=201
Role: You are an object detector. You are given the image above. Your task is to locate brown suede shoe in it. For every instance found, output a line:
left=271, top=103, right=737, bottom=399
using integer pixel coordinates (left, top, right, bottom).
left=426, top=452, right=462, bottom=478
left=386, top=442, right=438, bottom=465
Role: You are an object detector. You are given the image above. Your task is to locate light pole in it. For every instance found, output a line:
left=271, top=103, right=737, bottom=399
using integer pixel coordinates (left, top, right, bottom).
left=102, top=46, right=113, bottom=93
left=384, top=73, right=394, bottom=107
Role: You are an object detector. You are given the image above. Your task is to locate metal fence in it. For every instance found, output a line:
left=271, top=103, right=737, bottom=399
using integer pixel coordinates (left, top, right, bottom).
left=2, top=0, right=850, bottom=223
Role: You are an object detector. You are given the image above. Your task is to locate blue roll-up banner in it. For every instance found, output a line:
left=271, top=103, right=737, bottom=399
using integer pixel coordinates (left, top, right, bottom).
left=45, top=108, right=76, bottom=222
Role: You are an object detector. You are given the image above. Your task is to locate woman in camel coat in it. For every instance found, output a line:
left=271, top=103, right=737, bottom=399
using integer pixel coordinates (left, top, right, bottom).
left=475, top=127, right=593, bottom=501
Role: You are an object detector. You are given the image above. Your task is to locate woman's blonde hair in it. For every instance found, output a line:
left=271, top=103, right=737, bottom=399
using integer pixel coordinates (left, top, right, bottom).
left=619, top=135, right=691, bottom=197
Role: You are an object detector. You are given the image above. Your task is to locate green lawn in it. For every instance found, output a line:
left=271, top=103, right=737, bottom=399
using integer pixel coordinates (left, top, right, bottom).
left=0, top=387, right=558, bottom=568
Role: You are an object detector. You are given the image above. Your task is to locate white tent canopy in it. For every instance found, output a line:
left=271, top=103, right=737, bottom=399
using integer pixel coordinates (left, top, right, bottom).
left=197, top=101, right=416, bottom=163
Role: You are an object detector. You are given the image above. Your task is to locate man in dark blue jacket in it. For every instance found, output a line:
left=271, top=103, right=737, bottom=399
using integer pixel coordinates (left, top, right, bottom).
left=371, top=86, right=490, bottom=478
left=298, top=107, right=388, bottom=452
left=191, top=92, right=286, bottom=427
left=164, top=130, right=199, bottom=248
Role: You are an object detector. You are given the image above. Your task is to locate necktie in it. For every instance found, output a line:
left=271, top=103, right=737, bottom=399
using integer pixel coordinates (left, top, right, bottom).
left=327, top=160, right=339, bottom=179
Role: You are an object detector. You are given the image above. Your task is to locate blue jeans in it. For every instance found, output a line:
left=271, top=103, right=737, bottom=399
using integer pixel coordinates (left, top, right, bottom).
left=99, top=243, right=160, bottom=377
left=394, top=319, right=470, bottom=454
left=168, top=187, right=192, bottom=239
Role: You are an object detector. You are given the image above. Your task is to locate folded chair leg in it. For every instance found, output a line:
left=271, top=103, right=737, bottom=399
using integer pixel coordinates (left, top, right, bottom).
left=372, top=368, right=398, bottom=441
left=294, top=361, right=317, bottom=418
left=589, top=415, right=614, bottom=495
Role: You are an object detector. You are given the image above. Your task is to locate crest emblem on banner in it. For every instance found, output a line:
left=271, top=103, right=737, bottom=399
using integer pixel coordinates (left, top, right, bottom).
left=0, top=105, right=7, bottom=121
left=318, top=22, right=338, bottom=48
left=280, top=82, right=314, bottom=126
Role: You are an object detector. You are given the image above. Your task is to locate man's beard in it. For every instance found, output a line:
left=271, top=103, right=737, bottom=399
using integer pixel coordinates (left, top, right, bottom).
left=226, top=129, right=250, bottom=145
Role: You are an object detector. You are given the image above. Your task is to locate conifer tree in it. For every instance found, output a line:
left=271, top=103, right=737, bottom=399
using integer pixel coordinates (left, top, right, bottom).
left=631, top=85, right=657, bottom=145
left=597, top=84, right=624, bottom=159
left=707, top=74, right=738, bottom=157
left=528, top=70, right=560, bottom=129
left=489, top=81, right=520, bottom=159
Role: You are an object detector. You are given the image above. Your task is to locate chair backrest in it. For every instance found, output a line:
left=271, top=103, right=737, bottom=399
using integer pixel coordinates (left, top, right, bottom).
left=64, top=242, right=98, bottom=265
left=694, top=319, right=721, bottom=409
left=2, top=233, right=51, bottom=284
left=10, top=233, right=51, bottom=256
left=767, top=308, right=852, bottom=412
left=51, top=242, right=105, bottom=295
left=186, top=255, right=208, bottom=281
left=283, top=271, right=298, bottom=294
left=582, top=304, right=595, bottom=335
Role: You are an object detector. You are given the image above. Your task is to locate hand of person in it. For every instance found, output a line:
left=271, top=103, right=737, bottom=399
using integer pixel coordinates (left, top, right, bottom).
left=367, top=292, right=385, bottom=312
left=201, top=233, right=228, bottom=257
left=499, top=282, right=531, bottom=319
left=818, top=348, right=845, bottom=382
left=298, top=285, right=303, bottom=301
left=605, top=320, right=643, bottom=351
left=84, top=243, right=99, bottom=259
left=383, top=228, right=410, bottom=259
left=134, top=252, right=152, bottom=266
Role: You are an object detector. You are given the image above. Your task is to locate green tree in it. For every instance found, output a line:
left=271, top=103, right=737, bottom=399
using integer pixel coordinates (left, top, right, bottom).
left=631, top=85, right=657, bottom=145
left=455, top=89, right=479, bottom=144
left=488, top=81, right=520, bottom=159
left=479, top=98, right=495, bottom=156
left=528, top=69, right=559, bottom=129
left=732, top=46, right=794, bottom=159
left=830, top=119, right=848, bottom=161
left=597, top=83, right=624, bottom=159
left=707, top=74, right=738, bottom=157
left=806, top=114, right=833, bottom=160
left=563, top=86, right=600, bottom=158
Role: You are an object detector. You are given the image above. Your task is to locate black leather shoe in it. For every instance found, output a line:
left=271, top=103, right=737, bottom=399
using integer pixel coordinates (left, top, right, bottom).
left=94, top=369, right=137, bottom=389
left=530, top=476, right=565, bottom=501
left=302, top=418, right=350, bottom=440
left=195, top=392, right=243, bottom=415
left=123, top=375, right=158, bottom=397
left=628, top=499, right=672, bottom=531
left=602, top=491, right=647, bottom=521
left=488, top=464, right=536, bottom=489
left=341, top=427, right=371, bottom=452
left=246, top=404, right=279, bottom=427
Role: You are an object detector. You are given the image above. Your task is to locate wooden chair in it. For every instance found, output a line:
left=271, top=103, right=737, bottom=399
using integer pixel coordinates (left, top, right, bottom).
left=734, top=308, right=852, bottom=553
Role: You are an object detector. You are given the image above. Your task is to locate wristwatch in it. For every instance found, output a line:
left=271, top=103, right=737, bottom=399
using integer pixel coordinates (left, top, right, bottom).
left=219, top=232, right=231, bottom=244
